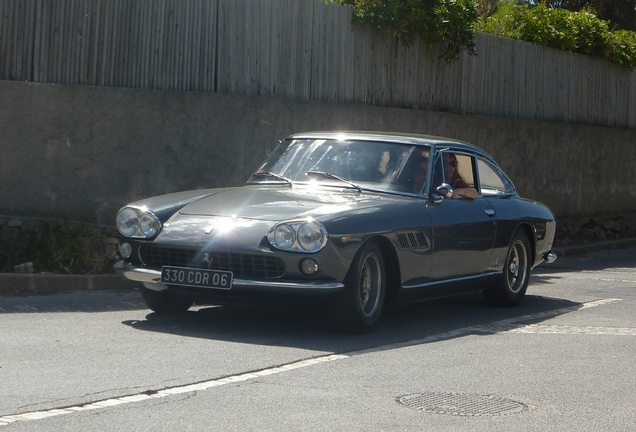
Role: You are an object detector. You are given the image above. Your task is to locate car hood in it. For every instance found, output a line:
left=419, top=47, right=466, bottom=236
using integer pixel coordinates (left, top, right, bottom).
left=151, top=185, right=416, bottom=248
left=177, top=185, right=385, bottom=221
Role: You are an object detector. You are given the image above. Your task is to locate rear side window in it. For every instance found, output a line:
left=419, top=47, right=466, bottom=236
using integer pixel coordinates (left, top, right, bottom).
left=478, top=158, right=515, bottom=195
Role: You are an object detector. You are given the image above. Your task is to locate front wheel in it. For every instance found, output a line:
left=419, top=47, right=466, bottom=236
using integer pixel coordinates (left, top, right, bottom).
left=141, top=287, right=193, bottom=314
left=329, top=242, right=386, bottom=333
left=483, top=230, right=531, bottom=306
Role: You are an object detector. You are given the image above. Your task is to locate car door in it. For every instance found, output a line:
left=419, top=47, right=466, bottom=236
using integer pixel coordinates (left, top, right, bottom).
left=428, top=150, right=496, bottom=280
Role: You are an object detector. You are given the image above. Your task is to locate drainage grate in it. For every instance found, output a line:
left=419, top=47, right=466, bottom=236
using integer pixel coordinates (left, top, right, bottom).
left=396, top=392, right=528, bottom=417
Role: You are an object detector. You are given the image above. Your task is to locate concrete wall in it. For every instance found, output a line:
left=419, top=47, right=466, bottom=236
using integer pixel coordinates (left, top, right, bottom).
left=1, top=80, right=635, bottom=225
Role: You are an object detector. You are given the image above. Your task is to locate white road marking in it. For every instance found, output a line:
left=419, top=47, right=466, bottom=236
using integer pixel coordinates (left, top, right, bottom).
left=0, top=298, right=625, bottom=427
left=509, top=325, right=636, bottom=336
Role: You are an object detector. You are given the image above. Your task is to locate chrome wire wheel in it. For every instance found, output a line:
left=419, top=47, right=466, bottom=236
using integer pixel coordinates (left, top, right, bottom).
left=483, top=229, right=531, bottom=306
left=359, top=252, right=382, bottom=318
left=330, top=241, right=386, bottom=333
left=506, top=238, right=528, bottom=294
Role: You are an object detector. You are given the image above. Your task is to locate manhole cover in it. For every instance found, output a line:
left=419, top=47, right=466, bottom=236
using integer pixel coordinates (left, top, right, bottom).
left=396, top=392, right=528, bottom=417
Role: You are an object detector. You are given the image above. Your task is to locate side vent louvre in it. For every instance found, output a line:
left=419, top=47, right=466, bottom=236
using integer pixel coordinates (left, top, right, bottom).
left=396, top=231, right=428, bottom=249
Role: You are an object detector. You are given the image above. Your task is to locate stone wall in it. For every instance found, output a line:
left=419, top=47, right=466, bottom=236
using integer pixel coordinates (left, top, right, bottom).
left=1, top=80, right=636, bottom=273
left=555, top=214, right=636, bottom=247
left=1, top=81, right=636, bottom=224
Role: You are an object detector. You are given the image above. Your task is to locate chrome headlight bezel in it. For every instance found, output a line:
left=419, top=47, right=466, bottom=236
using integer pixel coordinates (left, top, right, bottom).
left=116, top=206, right=162, bottom=239
left=267, top=219, right=328, bottom=253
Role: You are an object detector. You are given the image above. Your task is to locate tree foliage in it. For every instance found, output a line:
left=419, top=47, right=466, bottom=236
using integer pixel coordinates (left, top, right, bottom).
left=517, top=5, right=608, bottom=55
left=475, top=2, right=636, bottom=69
left=526, top=0, right=636, bottom=31
left=326, top=0, right=479, bottom=62
left=608, top=30, right=636, bottom=69
left=327, top=0, right=636, bottom=69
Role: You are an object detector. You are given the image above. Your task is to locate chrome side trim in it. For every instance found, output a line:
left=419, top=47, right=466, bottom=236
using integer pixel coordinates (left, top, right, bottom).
left=113, top=261, right=345, bottom=291
left=402, top=271, right=501, bottom=290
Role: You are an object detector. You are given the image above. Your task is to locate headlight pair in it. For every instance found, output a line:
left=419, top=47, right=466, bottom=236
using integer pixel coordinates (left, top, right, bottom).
left=267, top=219, right=328, bottom=253
left=116, top=207, right=162, bottom=238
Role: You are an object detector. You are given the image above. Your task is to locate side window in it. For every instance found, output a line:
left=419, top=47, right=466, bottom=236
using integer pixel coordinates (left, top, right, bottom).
left=478, top=158, right=515, bottom=195
left=433, top=151, right=476, bottom=189
left=454, top=154, right=476, bottom=188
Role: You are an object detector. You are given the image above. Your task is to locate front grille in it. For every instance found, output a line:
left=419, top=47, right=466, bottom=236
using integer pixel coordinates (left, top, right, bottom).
left=139, top=247, right=286, bottom=279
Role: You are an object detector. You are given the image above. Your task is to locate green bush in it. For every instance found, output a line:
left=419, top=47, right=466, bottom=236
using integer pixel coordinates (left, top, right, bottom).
left=1, top=219, right=118, bottom=274
left=330, top=1, right=636, bottom=69
left=474, top=1, right=518, bottom=37
left=517, top=5, right=608, bottom=56
left=608, top=30, right=636, bottom=70
left=476, top=2, right=636, bottom=70
left=328, top=0, right=479, bottom=62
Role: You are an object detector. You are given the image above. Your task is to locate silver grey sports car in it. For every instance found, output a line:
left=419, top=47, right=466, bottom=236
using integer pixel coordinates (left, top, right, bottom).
left=114, top=131, right=556, bottom=332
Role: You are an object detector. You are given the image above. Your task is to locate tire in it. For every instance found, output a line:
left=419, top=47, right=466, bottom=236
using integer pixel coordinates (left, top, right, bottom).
left=329, top=242, right=386, bottom=333
left=483, top=229, right=531, bottom=306
left=141, top=287, right=193, bottom=314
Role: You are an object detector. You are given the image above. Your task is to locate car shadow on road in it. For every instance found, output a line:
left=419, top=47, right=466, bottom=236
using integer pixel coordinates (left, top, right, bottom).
left=121, top=292, right=582, bottom=353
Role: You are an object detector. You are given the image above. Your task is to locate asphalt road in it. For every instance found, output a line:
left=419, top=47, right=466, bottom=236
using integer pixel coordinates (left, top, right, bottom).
left=1, top=247, right=635, bottom=431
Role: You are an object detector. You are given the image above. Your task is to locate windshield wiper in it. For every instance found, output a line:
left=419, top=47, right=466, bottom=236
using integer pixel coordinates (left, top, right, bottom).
left=305, top=171, right=362, bottom=193
left=251, top=170, right=293, bottom=187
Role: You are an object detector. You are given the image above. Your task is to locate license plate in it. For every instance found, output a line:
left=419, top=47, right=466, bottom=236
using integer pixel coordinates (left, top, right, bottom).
left=160, top=266, right=233, bottom=290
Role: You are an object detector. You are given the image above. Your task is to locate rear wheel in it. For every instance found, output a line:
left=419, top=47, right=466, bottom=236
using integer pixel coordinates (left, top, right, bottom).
left=141, top=287, right=193, bottom=314
left=483, top=230, right=531, bottom=306
left=329, top=242, right=386, bottom=333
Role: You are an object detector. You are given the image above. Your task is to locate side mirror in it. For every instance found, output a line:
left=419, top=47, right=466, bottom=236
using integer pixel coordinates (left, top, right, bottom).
left=436, top=183, right=453, bottom=198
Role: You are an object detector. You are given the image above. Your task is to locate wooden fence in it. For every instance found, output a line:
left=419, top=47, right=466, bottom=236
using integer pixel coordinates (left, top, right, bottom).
left=1, top=0, right=634, bottom=128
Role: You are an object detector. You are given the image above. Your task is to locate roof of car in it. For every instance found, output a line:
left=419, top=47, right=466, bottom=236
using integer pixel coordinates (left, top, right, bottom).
left=287, top=131, right=493, bottom=159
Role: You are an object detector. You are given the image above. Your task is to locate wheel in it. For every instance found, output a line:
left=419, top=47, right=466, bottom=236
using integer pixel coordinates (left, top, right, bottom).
left=329, top=242, right=386, bottom=333
left=483, top=230, right=531, bottom=306
left=141, top=287, right=193, bottom=314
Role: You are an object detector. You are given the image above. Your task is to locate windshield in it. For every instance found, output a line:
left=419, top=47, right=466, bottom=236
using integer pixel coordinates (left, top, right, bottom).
left=249, top=138, right=432, bottom=194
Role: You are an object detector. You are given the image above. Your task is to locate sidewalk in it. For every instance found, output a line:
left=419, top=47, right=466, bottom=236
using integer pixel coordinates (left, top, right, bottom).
left=1, top=239, right=634, bottom=298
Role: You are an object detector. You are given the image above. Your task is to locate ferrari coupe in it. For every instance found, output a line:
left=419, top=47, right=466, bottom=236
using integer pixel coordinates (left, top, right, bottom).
left=114, top=131, right=556, bottom=332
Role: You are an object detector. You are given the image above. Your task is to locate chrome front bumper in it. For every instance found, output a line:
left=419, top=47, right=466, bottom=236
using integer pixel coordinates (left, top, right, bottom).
left=113, top=261, right=345, bottom=293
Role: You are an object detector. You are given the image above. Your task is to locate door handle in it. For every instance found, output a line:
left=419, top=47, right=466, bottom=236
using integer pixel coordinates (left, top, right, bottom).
left=484, top=209, right=495, bottom=217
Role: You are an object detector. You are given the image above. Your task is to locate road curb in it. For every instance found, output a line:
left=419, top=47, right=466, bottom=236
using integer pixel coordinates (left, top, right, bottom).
left=0, top=273, right=138, bottom=297
left=552, top=238, right=636, bottom=257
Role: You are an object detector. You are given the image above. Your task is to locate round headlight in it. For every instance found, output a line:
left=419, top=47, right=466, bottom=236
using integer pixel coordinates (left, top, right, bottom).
left=273, top=224, right=295, bottom=249
left=140, top=212, right=161, bottom=237
left=117, top=208, right=140, bottom=237
left=297, top=221, right=327, bottom=252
